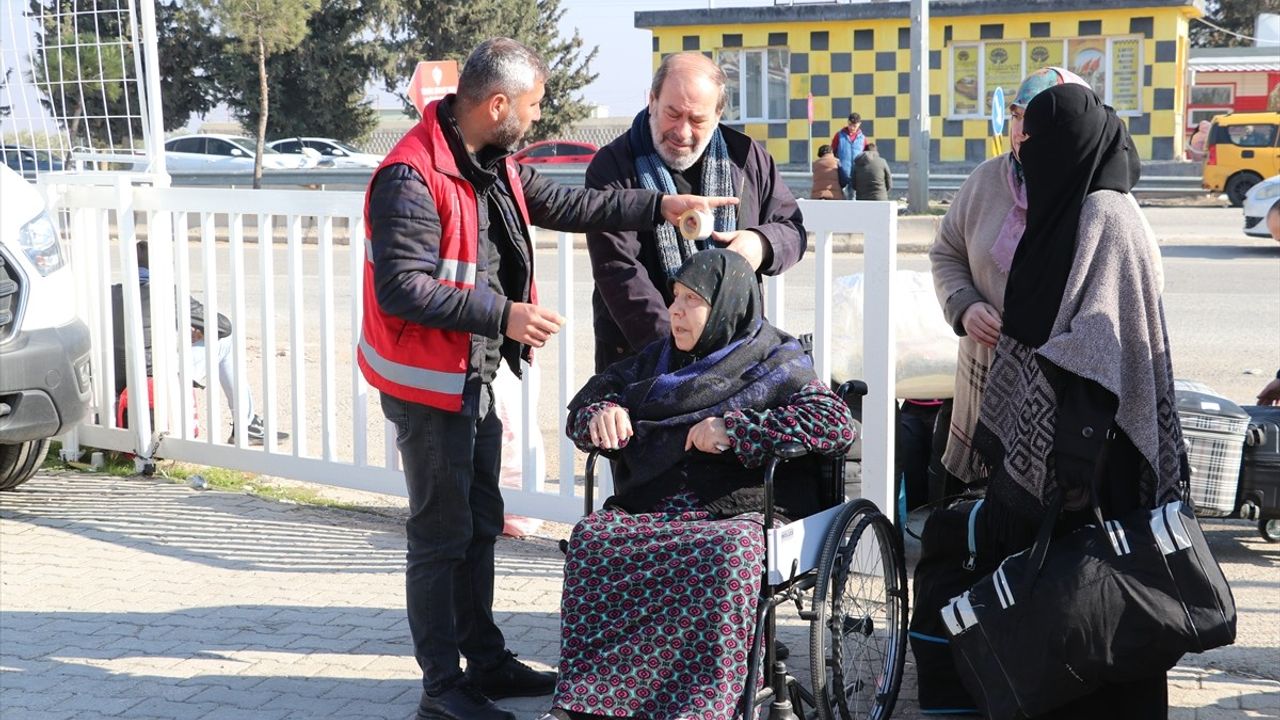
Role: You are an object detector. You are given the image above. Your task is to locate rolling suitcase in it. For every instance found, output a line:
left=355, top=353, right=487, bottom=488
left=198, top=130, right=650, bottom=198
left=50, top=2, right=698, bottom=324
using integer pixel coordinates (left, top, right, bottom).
left=1174, top=380, right=1250, bottom=516
left=1239, top=406, right=1280, bottom=542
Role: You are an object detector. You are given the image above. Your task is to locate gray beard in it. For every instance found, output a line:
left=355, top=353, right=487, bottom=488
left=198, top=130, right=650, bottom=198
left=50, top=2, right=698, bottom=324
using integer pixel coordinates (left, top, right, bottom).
left=648, top=113, right=712, bottom=173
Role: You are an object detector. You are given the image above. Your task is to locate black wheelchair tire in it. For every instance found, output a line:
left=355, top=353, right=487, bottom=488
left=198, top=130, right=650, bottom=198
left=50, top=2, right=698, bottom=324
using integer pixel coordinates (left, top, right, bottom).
left=809, top=505, right=908, bottom=720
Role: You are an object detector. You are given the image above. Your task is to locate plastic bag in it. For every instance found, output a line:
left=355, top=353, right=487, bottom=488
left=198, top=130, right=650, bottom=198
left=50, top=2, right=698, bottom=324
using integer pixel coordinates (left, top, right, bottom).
left=830, top=270, right=959, bottom=399
left=491, top=363, right=545, bottom=537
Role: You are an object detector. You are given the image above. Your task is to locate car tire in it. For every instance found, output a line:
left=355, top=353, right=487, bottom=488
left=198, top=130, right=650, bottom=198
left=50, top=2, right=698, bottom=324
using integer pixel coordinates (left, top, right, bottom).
left=1225, top=172, right=1262, bottom=207
left=0, top=438, right=50, bottom=491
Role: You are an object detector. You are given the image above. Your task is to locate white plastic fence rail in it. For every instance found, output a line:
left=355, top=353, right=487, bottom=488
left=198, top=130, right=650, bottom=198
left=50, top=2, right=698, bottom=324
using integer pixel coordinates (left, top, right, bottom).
left=44, top=178, right=897, bottom=525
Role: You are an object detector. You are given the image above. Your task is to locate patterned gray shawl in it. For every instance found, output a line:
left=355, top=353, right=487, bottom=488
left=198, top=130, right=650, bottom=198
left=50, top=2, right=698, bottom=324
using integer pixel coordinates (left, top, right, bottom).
left=973, top=191, right=1186, bottom=521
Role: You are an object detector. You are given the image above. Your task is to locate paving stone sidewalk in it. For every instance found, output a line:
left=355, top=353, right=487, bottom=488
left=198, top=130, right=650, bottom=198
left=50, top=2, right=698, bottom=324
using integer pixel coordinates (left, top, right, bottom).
left=2, top=472, right=1277, bottom=719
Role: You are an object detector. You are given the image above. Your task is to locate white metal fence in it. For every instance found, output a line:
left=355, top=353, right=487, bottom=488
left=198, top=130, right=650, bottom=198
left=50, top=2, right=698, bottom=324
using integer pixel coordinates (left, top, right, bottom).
left=43, top=176, right=898, bottom=525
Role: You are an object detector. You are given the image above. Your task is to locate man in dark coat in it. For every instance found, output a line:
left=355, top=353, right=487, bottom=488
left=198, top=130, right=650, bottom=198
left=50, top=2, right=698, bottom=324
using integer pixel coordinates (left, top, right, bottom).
left=853, top=141, right=893, bottom=201
left=584, top=52, right=807, bottom=372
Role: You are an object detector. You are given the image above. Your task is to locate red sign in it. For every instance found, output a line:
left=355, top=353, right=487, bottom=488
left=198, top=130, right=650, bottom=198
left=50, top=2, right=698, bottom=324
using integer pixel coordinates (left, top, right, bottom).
left=408, top=60, right=459, bottom=115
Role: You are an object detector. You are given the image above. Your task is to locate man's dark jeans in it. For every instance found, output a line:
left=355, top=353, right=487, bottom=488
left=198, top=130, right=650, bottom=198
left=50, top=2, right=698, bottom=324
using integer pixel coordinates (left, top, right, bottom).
left=380, top=388, right=506, bottom=694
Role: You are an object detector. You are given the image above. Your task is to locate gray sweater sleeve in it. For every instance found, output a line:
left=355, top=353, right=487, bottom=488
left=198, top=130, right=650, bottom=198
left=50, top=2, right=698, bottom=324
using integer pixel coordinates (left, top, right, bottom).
left=929, top=172, right=984, bottom=335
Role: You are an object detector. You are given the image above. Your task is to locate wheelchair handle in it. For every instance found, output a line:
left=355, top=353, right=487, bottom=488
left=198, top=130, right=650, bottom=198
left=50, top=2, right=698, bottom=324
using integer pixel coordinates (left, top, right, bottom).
left=584, top=449, right=600, bottom=516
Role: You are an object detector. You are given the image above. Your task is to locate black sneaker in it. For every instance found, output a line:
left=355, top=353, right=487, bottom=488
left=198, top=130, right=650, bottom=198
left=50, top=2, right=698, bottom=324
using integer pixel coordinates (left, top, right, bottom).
left=416, top=679, right=514, bottom=720
left=229, top=414, right=289, bottom=446
left=465, top=651, right=557, bottom=699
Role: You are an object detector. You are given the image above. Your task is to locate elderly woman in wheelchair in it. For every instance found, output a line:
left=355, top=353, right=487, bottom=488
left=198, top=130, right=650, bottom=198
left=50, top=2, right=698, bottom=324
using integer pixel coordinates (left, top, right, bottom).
left=540, top=250, right=857, bottom=720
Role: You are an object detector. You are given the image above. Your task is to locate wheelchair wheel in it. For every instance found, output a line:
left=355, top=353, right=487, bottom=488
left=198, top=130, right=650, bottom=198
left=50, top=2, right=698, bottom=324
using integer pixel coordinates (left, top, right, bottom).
left=809, top=504, right=908, bottom=720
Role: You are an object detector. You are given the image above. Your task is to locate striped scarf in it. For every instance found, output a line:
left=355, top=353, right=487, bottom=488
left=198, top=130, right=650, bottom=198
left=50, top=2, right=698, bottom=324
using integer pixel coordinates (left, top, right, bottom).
left=628, top=108, right=737, bottom=280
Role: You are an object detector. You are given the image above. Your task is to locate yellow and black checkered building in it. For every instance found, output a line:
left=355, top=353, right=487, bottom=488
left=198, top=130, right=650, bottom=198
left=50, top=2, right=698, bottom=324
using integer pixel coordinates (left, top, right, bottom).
left=636, top=0, right=1203, bottom=166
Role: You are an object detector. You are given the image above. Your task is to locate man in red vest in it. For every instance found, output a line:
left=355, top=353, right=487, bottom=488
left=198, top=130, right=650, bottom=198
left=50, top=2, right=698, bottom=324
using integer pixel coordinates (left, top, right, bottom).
left=362, top=38, right=737, bottom=720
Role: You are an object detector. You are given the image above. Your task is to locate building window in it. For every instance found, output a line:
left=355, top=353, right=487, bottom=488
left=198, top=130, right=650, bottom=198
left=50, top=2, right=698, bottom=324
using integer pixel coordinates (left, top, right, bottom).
left=1189, top=85, right=1234, bottom=105
left=949, top=36, right=1143, bottom=119
left=1187, top=108, right=1230, bottom=129
left=720, top=48, right=790, bottom=122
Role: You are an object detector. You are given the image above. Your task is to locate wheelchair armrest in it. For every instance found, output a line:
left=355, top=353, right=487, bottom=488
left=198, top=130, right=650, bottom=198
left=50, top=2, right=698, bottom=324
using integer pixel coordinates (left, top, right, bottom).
left=837, top=379, right=869, bottom=401
left=771, top=440, right=809, bottom=460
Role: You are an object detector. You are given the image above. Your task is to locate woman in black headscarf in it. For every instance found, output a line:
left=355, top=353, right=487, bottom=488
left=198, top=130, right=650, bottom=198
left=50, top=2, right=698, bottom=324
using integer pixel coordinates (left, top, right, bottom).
left=971, top=84, right=1188, bottom=717
left=543, top=249, right=854, bottom=720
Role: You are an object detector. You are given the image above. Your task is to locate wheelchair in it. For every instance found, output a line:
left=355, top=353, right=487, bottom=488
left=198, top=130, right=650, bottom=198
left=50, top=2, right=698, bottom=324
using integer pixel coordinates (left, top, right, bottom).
left=578, top=379, right=909, bottom=720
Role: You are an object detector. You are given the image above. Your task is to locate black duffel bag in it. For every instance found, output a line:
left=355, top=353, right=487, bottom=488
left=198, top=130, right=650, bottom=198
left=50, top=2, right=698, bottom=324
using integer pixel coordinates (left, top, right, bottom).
left=941, top=452, right=1236, bottom=719
left=909, top=496, right=992, bottom=715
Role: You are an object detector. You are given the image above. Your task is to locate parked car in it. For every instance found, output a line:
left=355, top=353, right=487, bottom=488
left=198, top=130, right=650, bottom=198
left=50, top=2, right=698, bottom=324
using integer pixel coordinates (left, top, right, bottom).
left=1201, top=111, right=1280, bottom=207
left=163, top=134, right=315, bottom=172
left=266, top=137, right=383, bottom=168
left=0, top=165, right=92, bottom=490
left=2, top=145, right=64, bottom=180
left=1242, top=174, right=1280, bottom=240
left=512, top=140, right=598, bottom=165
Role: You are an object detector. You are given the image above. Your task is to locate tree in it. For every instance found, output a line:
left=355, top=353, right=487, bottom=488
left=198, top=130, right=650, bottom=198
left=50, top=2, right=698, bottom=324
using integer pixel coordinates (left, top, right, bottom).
left=1191, top=0, right=1280, bottom=47
left=200, top=0, right=320, bottom=188
left=27, top=0, right=137, bottom=154
left=155, top=1, right=223, bottom=132
left=214, top=0, right=380, bottom=144
left=1, top=68, right=14, bottom=118
left=380, top=0, right=597, bottom=142
left=25, top=0, right=229, bottom=158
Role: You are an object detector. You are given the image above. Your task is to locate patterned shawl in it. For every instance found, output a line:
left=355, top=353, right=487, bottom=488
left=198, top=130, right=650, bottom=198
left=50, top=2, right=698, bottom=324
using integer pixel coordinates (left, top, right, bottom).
left=971, top=191, right=1186, bottom=523
left=568, top=251, right=814, bottom=501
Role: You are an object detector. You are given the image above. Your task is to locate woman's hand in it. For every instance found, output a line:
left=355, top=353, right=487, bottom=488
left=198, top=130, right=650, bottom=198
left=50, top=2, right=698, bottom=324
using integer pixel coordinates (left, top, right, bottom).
left=588, top=405, right=632, bottom=450
left=685, top=417, right=731, bottom=454
left=961, top=301, right=1002, bottom=348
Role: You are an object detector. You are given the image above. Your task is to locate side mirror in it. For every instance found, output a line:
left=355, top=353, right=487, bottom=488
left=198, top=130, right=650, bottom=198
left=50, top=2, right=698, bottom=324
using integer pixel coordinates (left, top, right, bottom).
left=230, top=147, right=246, bottom=157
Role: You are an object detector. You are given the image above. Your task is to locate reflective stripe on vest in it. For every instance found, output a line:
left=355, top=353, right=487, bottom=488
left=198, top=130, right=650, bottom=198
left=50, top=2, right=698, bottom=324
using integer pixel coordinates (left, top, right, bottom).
left=358, top=335, right=466, bottom=395
left=362, top=242, right=476, bottom=288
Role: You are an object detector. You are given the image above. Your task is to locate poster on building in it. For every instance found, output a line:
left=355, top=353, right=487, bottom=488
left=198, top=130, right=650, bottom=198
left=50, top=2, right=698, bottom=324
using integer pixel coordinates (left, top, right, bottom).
left=1026, top=39, right=1063, bottom=72
left=953, top=45, right=979, bottom=115
left=1068, top=38, right=1107, bottom=97
left=1110, top=38, right=1141, bottom=112
left=985, top=42, right=1023, bottom=114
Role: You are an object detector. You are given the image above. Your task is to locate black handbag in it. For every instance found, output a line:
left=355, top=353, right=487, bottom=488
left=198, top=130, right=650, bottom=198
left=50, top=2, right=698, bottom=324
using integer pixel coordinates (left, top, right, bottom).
left=940, top=442, right=1237, bottom=720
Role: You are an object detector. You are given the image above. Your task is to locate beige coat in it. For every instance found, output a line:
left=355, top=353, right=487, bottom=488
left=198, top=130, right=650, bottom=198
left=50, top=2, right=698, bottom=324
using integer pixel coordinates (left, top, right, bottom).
left=811, top=155, right=841, bottom=199
left=928, top=154, right=1017, bottom=483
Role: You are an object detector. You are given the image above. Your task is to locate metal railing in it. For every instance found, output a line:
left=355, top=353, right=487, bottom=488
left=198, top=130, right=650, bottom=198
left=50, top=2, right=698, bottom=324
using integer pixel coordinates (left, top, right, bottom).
left=159, top=166, right=1210, bottom=199
left=44, top=178, right=901, bottom=525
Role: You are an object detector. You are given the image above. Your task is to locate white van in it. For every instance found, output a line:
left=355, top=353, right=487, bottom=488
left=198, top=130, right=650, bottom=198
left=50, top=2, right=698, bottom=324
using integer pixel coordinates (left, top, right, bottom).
left=0, top=165, right=92, bottom=489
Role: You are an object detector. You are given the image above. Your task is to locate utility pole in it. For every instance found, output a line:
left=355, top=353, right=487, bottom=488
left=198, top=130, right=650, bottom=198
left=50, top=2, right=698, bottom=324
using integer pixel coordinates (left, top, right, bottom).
left=908, top=0, right=930, bottom=214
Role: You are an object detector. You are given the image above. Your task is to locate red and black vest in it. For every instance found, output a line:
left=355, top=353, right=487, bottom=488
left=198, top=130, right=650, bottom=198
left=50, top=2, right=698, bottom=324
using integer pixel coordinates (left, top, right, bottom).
left=358, top=100, right=534, bottom=411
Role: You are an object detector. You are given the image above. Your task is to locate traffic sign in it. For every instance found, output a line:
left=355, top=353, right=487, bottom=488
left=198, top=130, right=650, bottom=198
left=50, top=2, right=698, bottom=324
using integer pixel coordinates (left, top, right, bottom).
left=408, top=60, right=459, bottom=116
left=990, top=86, right=1006, bottom=136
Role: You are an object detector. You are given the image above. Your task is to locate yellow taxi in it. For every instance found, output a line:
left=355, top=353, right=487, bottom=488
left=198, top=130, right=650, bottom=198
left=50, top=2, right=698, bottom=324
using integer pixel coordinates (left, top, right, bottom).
left=1202, top=112, right=1280, bottom=206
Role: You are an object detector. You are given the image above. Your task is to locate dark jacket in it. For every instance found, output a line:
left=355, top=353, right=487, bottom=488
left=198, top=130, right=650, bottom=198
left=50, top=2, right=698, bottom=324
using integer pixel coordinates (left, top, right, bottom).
left=367, top=98, right=663, bottom=414
left=584, top=124, right=807, bottom=371
left=853, top=150, right=892, bottom=201
left=110, top=279, right=230, bottom=396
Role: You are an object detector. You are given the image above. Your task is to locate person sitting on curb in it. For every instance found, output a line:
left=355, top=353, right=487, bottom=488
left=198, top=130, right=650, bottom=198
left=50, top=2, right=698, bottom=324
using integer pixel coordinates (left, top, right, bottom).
left=110, top=241, right=286, bottom=445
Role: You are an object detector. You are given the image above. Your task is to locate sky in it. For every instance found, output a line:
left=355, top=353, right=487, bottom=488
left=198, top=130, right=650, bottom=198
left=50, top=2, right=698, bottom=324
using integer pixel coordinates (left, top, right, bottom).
left=557, top=0, right=775, bottom=117
left=1, top=0, right=783, bottom=137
